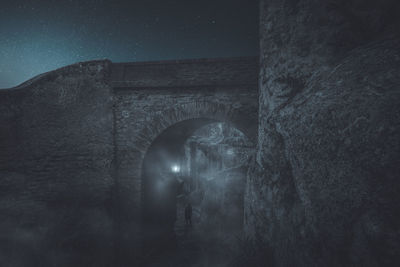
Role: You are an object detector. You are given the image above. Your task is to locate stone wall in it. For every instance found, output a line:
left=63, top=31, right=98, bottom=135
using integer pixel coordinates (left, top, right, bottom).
left=0, top=60, right=115, bottom=267
left=0, top=57, right=258, bottom=266
left=246, top=1, right=400, bottom=266
left=112, top=60, right=258, bottom=260
left=110, top=57, right=258, bottom=88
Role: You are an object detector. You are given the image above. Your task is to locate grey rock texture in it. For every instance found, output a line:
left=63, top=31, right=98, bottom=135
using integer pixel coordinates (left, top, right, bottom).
left=245, top=1, right=400, bottom=266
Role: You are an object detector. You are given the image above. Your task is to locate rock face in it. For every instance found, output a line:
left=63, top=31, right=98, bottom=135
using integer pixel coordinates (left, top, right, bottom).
left=245, top=1, right=400, bottom=266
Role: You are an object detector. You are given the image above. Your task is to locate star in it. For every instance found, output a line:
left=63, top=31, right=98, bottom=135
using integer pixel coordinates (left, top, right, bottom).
left=0, top=0, right=258, bottom=88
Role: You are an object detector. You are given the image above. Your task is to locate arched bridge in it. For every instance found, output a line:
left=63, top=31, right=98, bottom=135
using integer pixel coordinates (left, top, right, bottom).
left=109, top=58, right=258, bottom=241
left=0, top=57, right=258, bottom=258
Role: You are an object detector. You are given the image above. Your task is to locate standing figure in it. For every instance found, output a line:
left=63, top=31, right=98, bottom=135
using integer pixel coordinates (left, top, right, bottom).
left=185, top=203, right=192, bottom=226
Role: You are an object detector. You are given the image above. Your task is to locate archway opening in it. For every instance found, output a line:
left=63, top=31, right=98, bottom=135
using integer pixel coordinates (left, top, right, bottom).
left=141, top=118, right=254, bottom=265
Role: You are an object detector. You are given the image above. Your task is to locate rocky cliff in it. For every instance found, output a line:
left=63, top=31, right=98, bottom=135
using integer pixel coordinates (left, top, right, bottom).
left=245, top=1, right=400, bottom=266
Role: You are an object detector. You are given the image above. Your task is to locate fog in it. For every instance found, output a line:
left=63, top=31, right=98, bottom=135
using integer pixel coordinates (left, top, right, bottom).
left=141, top=121, right=254, bottom=266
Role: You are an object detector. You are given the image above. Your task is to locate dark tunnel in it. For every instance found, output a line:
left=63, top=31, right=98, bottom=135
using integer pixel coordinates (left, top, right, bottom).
left=140, top=118, right=254, bottom=265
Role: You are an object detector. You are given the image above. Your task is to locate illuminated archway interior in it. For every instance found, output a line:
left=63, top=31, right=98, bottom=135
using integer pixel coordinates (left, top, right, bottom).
left=141, top=118, right=254, bottom=263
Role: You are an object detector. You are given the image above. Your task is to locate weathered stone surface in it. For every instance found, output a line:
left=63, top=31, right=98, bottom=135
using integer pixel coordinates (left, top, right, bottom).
left=0, top=60, right=115, bottom=266
left=111, top=57, right=258, bottom=88
left=246, top=1, right=400, bottom=266
left=0, top=57, right=258, bottom=266
left=112, top=58, right=258, bottom=262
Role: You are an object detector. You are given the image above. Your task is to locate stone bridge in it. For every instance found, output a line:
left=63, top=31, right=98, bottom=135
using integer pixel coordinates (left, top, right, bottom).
left=0, top=57, right=258, bottom=264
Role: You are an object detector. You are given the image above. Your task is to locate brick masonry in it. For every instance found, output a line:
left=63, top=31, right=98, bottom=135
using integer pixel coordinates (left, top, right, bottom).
left=0, top=57, right=258, bottom=266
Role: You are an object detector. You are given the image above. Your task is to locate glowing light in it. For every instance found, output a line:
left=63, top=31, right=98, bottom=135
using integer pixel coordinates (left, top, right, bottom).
left=227, top=149, right=234, bottom=155
left=171, top=165, right=180, bottom=173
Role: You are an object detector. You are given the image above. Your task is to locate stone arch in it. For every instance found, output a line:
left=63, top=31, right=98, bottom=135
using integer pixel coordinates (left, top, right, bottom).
left=135, top=100, right=256, bottom=188
left=114, top=97, right=257, bottom=254
left=138, top=100, right=256, bottom=251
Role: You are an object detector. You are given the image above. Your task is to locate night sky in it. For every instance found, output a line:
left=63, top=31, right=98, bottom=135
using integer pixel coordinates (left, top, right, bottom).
left=0, top=0, right=259, bottom=88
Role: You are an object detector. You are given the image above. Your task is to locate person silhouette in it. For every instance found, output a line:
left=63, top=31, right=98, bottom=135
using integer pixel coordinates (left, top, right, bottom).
left=184, top=203, right=192, bottom=226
